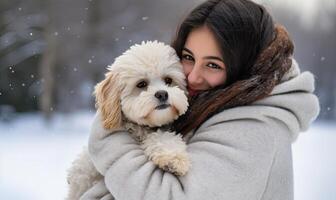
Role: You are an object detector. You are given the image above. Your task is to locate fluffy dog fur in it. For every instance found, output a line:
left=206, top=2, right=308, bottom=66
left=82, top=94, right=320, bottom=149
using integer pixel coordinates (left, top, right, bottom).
left=66, top=41, right=190, bottom=200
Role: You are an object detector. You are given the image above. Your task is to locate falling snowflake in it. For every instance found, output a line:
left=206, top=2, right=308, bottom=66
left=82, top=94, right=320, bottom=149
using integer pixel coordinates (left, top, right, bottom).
left=142, top=16, right=149, bottom=21
left=115, top=38, right=119, bottom=41
left=129, top=40, right=132, bottom=43
left=121, top=26, right=125, bottom=30
left=50, top=107, right=54, bottom=111
left=18, top=7, right=22, bottom=11
left=321, top=57, right=326, bottom=61
left=88, top=59, right=92, bottom=64
left=11, top=70, right=15, bottom=73
left=9, top=66, right=12, bottom=70
left=22, top=83, right=25, bottom=87
left=67, top=27, right=71, bottom=31
left=0, top=92, right=2, bottom=96
left=30, top=32, right=33, bottom=36
left=54, top=32, right=59, bottom=36
left=73, top=67, right=78, bottom=72
left=327, top=107, right=331, bottom=111
left=70, top=90, right=74, bottom=94
left=30, top=74, right=35, bottom=78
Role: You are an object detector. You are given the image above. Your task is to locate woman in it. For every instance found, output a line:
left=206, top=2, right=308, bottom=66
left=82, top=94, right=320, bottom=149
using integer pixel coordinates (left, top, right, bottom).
left=80, top=0, right=319, bottom=199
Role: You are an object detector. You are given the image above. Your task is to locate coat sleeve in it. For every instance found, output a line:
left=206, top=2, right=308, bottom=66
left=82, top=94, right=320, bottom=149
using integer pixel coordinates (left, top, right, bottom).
left=88, top=116, right=279, bottom=200
left=80, top=179, right=115, bottom=200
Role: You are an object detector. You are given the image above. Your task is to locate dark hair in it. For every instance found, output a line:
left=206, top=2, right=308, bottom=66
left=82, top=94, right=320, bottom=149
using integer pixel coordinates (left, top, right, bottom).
left=171, top=0, right=294, bottom=136
left=172, top=0, right=275, bottom=85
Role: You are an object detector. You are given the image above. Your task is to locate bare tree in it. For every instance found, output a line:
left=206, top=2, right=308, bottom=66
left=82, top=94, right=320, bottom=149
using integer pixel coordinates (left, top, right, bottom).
left=38, top=25, right=57, bottom=119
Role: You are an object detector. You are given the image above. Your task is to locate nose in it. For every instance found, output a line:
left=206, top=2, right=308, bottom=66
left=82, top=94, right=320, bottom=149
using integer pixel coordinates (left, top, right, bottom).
left=187, top=65, right=203, bottom=85
left=155, top=90, right=168, bottom=102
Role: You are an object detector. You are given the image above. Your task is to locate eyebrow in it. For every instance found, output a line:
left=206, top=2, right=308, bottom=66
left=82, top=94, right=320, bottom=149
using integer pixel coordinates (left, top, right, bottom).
left=182, top=47, right=225, bottom=63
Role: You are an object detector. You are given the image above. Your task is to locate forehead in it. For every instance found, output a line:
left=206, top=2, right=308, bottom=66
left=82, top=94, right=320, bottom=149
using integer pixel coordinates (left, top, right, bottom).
left=116, top=61, right=181, bottom=82
left=184, top=25, right=223, bottom=58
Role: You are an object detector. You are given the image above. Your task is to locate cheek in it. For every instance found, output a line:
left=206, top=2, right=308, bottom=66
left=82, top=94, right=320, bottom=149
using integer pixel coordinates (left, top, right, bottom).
left=181, top=62, right=192, bottom=76
left=207, top=71, right=226, bottom=88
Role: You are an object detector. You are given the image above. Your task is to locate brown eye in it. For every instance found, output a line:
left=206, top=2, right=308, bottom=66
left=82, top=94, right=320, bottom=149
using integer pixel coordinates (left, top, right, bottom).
left=136, top=80, right=148, bottom=88
left=164, top=77, right=172, bottom=85
left=182, top=54, right=194, bottom=61
left=207, top=63, right=222, bottom=70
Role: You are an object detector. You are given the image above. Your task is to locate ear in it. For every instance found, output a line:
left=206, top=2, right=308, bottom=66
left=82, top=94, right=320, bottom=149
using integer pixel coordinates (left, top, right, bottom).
left=93, top=72, right=122, bottom=130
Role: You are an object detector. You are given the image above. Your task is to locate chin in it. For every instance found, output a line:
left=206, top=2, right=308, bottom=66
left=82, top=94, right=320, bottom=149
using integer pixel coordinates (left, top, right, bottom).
left=143, top=106, right=179, bottom=127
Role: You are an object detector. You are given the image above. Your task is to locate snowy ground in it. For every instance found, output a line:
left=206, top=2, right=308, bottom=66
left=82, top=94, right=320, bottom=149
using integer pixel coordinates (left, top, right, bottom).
left=0, top=111, right=335, bottom=200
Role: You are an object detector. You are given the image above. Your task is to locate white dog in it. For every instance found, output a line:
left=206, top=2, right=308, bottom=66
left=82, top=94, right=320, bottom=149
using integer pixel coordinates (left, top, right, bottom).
left=66, top=41, right=191, bottom=200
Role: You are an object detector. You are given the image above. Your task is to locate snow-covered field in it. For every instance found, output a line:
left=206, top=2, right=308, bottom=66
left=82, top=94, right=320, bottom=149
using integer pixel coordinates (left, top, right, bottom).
left=0, top=111, right=335, bottom=200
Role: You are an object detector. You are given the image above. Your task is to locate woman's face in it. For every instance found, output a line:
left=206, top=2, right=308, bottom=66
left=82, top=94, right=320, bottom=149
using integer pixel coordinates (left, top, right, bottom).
left=181, top=25, right=227, bottom=96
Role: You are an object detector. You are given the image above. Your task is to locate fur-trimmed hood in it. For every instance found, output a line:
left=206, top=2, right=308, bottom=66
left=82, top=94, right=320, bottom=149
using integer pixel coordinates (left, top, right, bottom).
left=253, top=59, right=320, bottom=141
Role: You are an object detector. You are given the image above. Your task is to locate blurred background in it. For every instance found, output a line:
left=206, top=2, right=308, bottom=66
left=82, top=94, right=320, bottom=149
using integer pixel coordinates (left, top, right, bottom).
left=0, top=0, right=335, bottom=199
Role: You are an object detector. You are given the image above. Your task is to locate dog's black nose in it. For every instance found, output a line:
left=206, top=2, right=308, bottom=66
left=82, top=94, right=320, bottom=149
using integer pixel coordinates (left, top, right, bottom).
left=155, top=90, right=168, bottom=102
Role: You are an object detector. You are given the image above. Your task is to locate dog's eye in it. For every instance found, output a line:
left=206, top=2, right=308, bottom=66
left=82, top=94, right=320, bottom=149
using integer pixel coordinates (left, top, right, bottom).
left=136, top=80, right=148, bottom=88
left=164, top=77, right=173, bottom=85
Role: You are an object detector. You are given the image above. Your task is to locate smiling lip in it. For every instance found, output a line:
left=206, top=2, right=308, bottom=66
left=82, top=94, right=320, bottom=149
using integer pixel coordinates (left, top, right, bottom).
left=187, top=87, right=200, bottom=96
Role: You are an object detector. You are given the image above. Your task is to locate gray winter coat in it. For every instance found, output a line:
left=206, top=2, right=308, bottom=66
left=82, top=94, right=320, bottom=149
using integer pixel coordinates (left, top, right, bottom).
left=80, top=61, right=320, bottom=200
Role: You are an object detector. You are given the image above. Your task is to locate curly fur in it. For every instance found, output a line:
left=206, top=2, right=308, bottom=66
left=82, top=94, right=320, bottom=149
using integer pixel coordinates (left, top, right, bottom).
left=66, top=41, right=190, bottom=200
left=66, top=148, right=103, bottom=200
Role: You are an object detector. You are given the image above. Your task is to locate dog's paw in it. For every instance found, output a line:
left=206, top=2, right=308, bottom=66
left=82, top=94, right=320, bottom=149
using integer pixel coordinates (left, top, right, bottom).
left=141, top=131, right=191, bottom=176
left=152, top=151, right=191, bottom=176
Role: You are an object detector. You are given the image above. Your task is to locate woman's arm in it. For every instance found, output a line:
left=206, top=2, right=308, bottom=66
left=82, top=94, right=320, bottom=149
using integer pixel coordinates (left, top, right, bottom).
left=80, top=179, right=114, bottom=200
left=88, top=113, right=279, bottom=200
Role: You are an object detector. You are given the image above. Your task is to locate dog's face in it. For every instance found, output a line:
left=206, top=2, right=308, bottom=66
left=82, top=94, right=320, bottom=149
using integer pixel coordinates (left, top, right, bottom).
left=95, top=41, right=188, bottom=129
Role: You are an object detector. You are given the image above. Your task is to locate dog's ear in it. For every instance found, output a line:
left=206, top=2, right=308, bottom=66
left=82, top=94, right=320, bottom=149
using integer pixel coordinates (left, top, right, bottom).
left=94, top=72, right=122, bottom=130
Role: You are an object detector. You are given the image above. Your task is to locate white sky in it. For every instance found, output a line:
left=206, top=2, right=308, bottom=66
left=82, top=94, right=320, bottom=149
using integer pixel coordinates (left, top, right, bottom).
left=257, top=0, right=336, bottom=31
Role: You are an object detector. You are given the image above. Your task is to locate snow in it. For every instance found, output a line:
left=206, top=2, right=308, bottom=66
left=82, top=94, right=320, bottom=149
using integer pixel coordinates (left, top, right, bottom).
left=292, top=122, right=336, bottom=200
left=0, top=111, right=92, bottom=200
left=142, top=16, right=149, bottom=21
left=0, top=111, right=335, bottom=200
